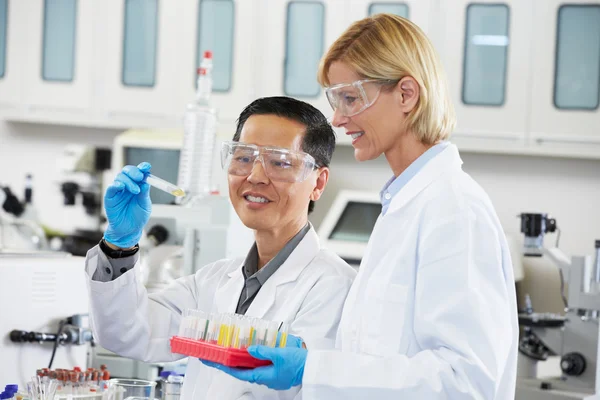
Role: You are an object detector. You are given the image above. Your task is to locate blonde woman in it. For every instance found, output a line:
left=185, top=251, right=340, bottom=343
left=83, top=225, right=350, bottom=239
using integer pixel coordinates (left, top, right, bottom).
left=205, top=14, right=519, bottom=399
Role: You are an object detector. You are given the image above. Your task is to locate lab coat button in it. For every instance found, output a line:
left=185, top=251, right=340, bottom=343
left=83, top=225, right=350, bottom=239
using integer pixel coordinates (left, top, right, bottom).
left=384, top=193, right=391, bottom=200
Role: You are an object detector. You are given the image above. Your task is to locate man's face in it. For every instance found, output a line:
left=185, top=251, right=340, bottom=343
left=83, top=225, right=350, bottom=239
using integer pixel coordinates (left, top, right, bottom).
left=228, top=114, right=326, bottom=235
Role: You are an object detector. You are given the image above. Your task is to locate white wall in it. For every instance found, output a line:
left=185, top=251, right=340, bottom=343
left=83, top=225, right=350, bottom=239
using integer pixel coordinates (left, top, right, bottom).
left=1, top=120, right=599, bottom=259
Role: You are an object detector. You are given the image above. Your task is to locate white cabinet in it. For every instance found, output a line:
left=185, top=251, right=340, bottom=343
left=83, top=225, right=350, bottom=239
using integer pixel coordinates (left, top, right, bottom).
left=439, top=0, right=533, bottom=151
left=177, top=0, right=257, bottom=136
left=97, top=0, right=182, bottom=127
left=528, top=0, right=600, bottom=157
left=1, top=0, right=599, bottom=160
left=256, top=0, right=347, bottom=123
left=347, top=0, right=433, bottom=36
left=20, top=0, right=95, bottom=112
left=0, top=0, right=25, bottom=110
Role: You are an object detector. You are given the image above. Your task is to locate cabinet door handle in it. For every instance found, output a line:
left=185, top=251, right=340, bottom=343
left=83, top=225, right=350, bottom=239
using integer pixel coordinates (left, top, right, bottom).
left=452, top=132, right=520, bottom=141
left=535, top=137, right=600, bottom=145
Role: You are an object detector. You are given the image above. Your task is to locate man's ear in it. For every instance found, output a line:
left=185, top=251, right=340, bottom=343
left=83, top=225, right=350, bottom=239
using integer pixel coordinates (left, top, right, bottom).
left=394, top=76, right=420, bottom=113
left=310, top=167, right=329, bottom=202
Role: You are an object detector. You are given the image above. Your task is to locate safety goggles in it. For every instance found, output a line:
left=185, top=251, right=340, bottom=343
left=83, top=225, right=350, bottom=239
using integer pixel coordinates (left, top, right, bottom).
left=325, top=79, right=395, bottom=117
left=221, top=141, right=319, bottom=183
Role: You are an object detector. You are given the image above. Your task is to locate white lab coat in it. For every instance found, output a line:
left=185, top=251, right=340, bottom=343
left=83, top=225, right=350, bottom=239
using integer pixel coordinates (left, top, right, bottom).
left=84, top=226, right=356, bottom=400
left=302, top=144, right=519, bottom=399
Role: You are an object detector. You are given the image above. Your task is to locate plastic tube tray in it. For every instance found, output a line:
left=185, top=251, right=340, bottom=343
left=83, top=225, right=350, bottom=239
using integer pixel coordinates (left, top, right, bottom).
left=170, top=336, right=272, bottom=368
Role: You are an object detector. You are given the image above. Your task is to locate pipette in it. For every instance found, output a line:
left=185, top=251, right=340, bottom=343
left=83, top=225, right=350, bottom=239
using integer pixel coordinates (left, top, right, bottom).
left=145, top=174, right=185, bottom=197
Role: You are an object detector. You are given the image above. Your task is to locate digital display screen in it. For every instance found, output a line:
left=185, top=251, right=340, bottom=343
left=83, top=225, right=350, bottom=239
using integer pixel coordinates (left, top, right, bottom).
left=329, top=201, right=382, bottom=243
left=124, top=147, right=180, bottom=205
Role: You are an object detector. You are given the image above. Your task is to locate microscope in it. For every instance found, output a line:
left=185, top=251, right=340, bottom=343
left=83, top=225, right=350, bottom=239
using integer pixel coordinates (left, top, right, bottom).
left=58, top=145, right=112, bottom=256
left=516, top=213, right=600, bottom=400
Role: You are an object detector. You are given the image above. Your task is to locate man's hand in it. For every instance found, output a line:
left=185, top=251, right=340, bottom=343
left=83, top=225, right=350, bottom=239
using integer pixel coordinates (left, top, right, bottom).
left=103, top=162, right=152, bottom=249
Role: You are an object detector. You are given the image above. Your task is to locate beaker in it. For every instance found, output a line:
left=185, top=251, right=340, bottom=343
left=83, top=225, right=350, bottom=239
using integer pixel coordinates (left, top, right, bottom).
left=107, top=379, right=156, bottom=400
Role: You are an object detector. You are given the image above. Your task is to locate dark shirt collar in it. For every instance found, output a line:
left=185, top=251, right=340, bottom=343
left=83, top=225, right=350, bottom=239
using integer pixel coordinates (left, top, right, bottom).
left=241, top=222, right=311, bottom=285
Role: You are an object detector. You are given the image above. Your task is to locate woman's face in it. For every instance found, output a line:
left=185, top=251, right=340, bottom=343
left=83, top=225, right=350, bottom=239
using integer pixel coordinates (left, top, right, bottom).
left=327, top=61, right=414, bottom=162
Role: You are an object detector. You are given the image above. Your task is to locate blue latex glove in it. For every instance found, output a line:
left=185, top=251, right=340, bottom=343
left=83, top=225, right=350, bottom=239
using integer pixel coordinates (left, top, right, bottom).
left=103, top=162, right=152, bottom=248
left=202, top=335, right=307, bottom=391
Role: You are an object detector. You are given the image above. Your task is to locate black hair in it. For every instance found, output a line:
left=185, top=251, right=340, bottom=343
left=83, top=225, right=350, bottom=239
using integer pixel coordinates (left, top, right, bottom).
left=233, top=96, right=336, bottom=214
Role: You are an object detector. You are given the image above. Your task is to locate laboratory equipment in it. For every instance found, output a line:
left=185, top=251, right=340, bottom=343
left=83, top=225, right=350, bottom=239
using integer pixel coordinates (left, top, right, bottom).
left=317, top=190, right=382, bottom=267
left=0, top=252, right=90, bottom=388
left=515, top=213, right=600, bottom=399
left=145, top=174, right=185, bottom=198
left=0, top=183, right=48, bottom=252
left=158, top=372, right=183, bottom=400
left=12, top=366, right=111, bottom=399
left=57, top=145, right=112, bottom=256
left=170, top=311, right=289, bottom=367
left=26, top=375, right=58, bottom=400
left=177, top=50, right=218, bottom=204
left=106, top=379, right=156, bottom=400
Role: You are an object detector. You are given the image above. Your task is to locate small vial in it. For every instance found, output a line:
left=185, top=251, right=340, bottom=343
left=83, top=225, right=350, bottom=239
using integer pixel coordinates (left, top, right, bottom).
left=145, top=174, right=186, bottom=197
left=267, top=321, right=279, bottom=348
left=279, top=322, right=289, bottom=348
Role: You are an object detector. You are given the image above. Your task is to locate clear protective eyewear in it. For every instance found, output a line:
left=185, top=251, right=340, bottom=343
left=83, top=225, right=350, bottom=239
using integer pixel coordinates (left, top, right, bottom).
left=325, top=79, right=395, bottom=117
left=221, top=141, right=319, bottom=183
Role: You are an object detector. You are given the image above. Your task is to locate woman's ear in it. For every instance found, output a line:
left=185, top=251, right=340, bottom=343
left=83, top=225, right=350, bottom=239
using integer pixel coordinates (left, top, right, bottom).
left=310, top=167, right=329, bottom=202
left=394, top=76, right=420, bottom=113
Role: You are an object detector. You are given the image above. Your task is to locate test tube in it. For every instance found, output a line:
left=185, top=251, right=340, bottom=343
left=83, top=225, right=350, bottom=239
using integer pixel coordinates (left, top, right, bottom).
left=220, top=314, right=232, bottom=347
left=226, top=315, right=236, bottom=347
left=198, top=312, right=209, bottom=341
left=256, top=320, right=268, bottom=346
left=178, top=309, right=189, bottom=338
left=279, top=322, right=289, bottom=348
left=239, top=320, right=251, bottom=349
left=205, top=314, right=218, bottom=344
left=267, top=321, right=279, bottom=348
left=145, top=174, right=185, bottom=197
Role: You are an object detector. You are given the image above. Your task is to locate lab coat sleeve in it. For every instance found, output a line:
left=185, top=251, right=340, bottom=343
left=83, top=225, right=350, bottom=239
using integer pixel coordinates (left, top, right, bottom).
left=301, top=209, right=515, bottom=400
left=291, top=268, right=355, bottom=350
left=85, top=245, right=200, bottom=363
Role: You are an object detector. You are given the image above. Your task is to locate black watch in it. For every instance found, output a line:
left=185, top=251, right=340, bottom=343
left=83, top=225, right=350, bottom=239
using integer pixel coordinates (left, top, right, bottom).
left=99, top=238, right=139, bottom=259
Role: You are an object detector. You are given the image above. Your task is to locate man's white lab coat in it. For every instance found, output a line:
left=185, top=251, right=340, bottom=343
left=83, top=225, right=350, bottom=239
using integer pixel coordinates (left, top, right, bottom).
left=302, top=144, right=519, bottom=399
left=85, top=226, right=356, bottom=399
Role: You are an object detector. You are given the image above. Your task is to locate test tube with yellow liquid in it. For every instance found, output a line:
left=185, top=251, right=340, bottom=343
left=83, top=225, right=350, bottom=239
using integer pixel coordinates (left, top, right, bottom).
left=145, top=174, right=185, bottom=197
left=279, top=322, right=289, bottom=348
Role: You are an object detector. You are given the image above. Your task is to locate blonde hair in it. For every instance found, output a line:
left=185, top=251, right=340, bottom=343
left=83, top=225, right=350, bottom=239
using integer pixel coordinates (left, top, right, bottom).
left=318, top=14, right=456, bottom=144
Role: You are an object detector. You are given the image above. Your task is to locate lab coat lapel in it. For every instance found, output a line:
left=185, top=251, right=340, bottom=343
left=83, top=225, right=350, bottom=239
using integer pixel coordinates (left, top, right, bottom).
left=387, top=144, right=463, bottom=215
left=214, top=260, right=245, bottom=314
left=245, top=226, right=321, bottom=319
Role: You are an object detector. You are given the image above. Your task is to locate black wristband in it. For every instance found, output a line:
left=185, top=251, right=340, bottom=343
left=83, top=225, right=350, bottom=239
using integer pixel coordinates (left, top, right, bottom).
left=99, top=238, right=139, bottom=259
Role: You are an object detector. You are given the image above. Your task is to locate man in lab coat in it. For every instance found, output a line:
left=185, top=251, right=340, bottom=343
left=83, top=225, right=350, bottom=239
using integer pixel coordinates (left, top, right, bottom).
left=84, top=96, right=357, bottom=399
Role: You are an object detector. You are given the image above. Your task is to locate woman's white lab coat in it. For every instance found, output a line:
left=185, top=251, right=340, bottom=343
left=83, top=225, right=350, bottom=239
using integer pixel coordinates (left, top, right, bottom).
left=302, top=144, right=519, bottom=399
left=84, top=227, right=356, bottom=400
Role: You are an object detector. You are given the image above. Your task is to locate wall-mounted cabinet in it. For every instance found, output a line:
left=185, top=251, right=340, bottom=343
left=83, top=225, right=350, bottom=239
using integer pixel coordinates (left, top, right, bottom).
left=177, top=0, right=257, bottom=133
left=440, top=0, right=533, bottom=153
left=98, top=0, right=181, bottom=125
left=257, top=1, right=331, bottom=114
left=0, top=0, right=599, bottom=160
left=347, top=0, right=433, bottom=36
left=21, top=0, right=95, bottom=112
left=528, top=0, right=600, bottom=158
left=0, top=0, right=25, bottom=110
left=255, top=0, right=351, bottom=143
